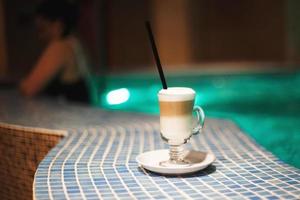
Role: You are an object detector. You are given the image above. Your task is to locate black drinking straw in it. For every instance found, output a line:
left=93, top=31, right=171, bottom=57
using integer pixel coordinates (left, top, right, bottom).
left=145, top=21, right=168, bottom=89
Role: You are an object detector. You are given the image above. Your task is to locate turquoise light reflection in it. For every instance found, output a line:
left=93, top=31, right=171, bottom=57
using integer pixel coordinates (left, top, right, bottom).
left=106, top=88, right=130, bottom=105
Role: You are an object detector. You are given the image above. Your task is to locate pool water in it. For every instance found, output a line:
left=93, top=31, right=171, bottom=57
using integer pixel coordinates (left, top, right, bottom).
left=93, top=70, right=300, bottom=168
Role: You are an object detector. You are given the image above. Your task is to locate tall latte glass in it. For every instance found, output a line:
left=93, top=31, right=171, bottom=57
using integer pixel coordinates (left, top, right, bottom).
left=158, top=87, right=205, bottom=166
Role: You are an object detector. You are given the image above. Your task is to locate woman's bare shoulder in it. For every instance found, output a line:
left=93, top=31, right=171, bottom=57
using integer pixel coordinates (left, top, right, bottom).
left=47, top=39, right=69, bottom=51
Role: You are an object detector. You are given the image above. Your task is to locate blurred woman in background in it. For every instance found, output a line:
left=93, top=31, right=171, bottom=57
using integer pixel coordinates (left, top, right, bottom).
left=20, top=0, right=91, bottom=103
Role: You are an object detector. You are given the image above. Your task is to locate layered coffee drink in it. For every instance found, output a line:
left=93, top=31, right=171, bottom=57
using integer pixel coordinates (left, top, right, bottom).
left=158, top=87, right=196, bottom=145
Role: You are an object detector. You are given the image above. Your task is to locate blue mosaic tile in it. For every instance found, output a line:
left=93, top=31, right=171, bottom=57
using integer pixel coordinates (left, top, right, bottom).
left=34, top=119, right=300, bottom=199
left=1, top=93, right=299, bottom=199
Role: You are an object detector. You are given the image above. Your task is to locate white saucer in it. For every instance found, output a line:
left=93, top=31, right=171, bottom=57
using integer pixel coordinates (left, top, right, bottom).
left=136, top=149, right=216, bottom=175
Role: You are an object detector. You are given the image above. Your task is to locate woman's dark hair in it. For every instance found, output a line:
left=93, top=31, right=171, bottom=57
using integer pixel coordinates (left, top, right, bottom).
left=36, top=0, right=79, bottom=37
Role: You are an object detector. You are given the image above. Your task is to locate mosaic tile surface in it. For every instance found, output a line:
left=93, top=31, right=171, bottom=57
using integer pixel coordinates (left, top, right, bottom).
left=0, top=90, right=299, bottom=199
left=33, top=119, right=300, bottom=200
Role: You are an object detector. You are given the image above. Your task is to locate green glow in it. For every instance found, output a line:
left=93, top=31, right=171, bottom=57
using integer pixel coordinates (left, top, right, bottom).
left=106, top=88, right=130, bottom=105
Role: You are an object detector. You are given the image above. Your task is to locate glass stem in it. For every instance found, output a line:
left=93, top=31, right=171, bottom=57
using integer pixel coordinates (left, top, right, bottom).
left=169, top=145, right=184, bottom=162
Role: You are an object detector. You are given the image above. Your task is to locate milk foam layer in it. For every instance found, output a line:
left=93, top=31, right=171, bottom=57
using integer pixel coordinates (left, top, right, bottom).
left=160, top=115, right=192, bottom=145
left=158, top=87, right=195, bottom=101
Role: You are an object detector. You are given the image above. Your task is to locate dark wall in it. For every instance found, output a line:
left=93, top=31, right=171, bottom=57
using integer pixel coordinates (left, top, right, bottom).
left=3, top=0, right=290, bottom=77
left=106, top=0, right=286, bottom=70
left=189, top=0, right=285, bottom=62
left=106, top=0, right=152, bottom=71
left=4, top=0, right=42, bottom=78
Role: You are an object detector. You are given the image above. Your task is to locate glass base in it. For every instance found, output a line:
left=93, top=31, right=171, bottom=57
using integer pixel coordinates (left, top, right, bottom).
left=159, top=145, right=191, bottom=167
